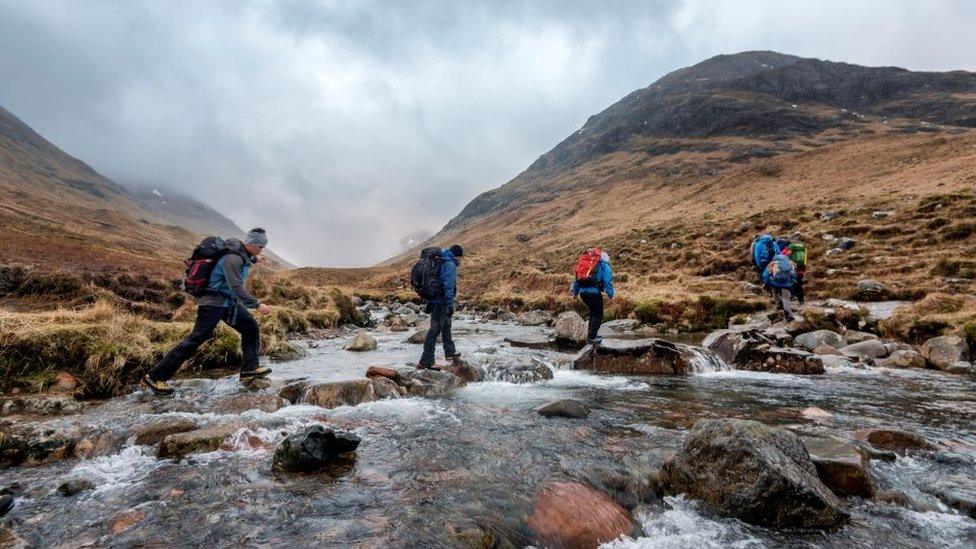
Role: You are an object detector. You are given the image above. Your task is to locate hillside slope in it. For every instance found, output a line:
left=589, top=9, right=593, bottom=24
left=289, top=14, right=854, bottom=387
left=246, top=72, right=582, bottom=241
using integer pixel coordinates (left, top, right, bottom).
left=299, top=52, right=976, bottom=312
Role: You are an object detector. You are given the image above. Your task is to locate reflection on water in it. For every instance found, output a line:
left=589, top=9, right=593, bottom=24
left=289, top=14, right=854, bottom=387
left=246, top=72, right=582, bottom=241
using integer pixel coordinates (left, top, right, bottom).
left=1, top=317, right=974, bottom=547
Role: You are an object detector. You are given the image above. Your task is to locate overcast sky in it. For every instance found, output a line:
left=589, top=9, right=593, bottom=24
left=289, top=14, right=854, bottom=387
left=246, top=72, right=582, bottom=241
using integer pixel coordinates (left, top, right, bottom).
left=2, top=0, right=974, bottom=266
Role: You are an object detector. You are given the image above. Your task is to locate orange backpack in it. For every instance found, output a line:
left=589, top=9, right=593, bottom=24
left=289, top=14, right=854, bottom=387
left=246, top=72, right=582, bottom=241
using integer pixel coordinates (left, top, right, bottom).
left=574, top=248, right=602, bottom=287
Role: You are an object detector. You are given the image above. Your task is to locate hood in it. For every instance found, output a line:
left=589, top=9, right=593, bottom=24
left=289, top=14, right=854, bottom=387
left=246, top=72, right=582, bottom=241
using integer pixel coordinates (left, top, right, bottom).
left=600, top=251, right=610, bottom=263
left=442, top=248, right=460, bottom=265
left=224, top=238, right=253, bottom=262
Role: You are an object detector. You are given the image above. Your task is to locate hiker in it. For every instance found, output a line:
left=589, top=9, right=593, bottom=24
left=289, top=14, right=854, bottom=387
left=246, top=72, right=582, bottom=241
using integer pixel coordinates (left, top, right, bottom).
left=787, top=239, right=807, bottom=305
left=571, top=248, right=615, bottom=344
left=141, top=228, right=272, bottom=395
left=762, top=251, right=798, bottom=321
left=751, top=234, right=779, bottom=280
left=413, top=244, right=463, bottom=370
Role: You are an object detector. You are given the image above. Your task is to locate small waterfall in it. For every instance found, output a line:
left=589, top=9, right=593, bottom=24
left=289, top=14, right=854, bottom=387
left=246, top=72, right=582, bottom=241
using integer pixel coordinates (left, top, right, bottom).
left=683, top=346, right=732, bottom=373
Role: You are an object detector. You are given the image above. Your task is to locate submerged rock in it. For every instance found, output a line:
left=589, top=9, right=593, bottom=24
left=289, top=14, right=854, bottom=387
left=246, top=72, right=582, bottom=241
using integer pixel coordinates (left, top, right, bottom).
left=526, top=481, right=636, bottom=548
left=300, top=380, right=377, bottom=409
left=157, top=421, right=245, bottom=459
left=1, top=395, right=85, bottom=417
left=662, top=419, right=848, bottom=528
left=554, top=311, right=587, bottom=345
left=344, top=333, right=378, bottom=352
left=272, top=425, right=361, bottom=473
left=483, top=357, right=553, bottom=383
left=0, top=424, right=83, bottom=466
left=537, top=399, right=589, bottom=418
left=57, top=479, right=94, bottom=497
left=921, top=335, right=968, bottom=371
left=853, top=428, right=936, bottom=455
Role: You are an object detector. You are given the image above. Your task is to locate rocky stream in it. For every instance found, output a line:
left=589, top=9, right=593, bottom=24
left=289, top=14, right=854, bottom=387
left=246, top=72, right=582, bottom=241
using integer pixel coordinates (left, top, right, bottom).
left=1, top=302, right=974, bottom=547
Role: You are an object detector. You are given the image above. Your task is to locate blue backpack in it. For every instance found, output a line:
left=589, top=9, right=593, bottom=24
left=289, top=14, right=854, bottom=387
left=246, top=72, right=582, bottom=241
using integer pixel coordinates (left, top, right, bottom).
left=752, top=235, right=777, bottom=270
left=766, top=254, right=797, bottom=288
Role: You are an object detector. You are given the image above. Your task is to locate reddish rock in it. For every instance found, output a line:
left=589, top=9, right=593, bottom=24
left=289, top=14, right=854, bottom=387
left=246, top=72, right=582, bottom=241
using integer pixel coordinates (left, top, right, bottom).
left=526, top=482, right=636, bottom=548
left=365, top=366, right=401, bottom=382
left=110, top=509, right=145, bottom=534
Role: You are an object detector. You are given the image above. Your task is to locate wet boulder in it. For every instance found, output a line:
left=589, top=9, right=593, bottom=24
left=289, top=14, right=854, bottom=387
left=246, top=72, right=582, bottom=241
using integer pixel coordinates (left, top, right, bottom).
left=503, top=332, right=555, bottom=349
left=57, top=478, right=95, bottom=497
left=875, top=349, right=926, bottom=369
left=840, top=339, right=888, bottom=359
left=443, top=359, right=485, bottom=383
left=300, top=380, right=377, bottom=409
left=396, top=368, right=466, bottom=397
left=702, top=325, right=774, bottom=365
left=853, top=428, right=936, bottom=455
left=662, top=419, right=848, bottom=528
left=371, top=377, right=402, bottom=399
left=344, top=333, right=378, bottom=352
left=526, top=481, right=637, bottom=548
left=589, top=338, right=698, bottom=375
left=518, top=310, right=552, bottom=326
left=365, top=366, right=400, bottom=382
left=921, top=335, right=968, bottom=371
left=484, top=357, right=553, bottom=383
left=272, top=425, right=361, bottom=473
left=537, top=399, right=589, bottom=419
left=794, top=330, right=846, bottom=351
left=554, top=311, right=587, bottom=345
left=571, top=344, right=596, bottom=370
left=211, top=392, right=286, bottom=414
left=157, top=421, right=245, bottom=459
left=1, top=395, right=85, bottom=417
left=278, top=379, right=311, bottom=404
left=804, top=436, right=875, bottom=499
left=132, top=417, right=200, bottom=446
left=735, top=346, right=825, bottom=375
left=919, top=474, right=976, bottom=518
left=0, top=424, right=82, bottom=466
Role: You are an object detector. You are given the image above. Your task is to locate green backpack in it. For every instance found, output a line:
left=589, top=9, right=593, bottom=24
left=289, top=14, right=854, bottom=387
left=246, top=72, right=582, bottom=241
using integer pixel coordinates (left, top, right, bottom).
left=788, top=242, right=807, bottom=265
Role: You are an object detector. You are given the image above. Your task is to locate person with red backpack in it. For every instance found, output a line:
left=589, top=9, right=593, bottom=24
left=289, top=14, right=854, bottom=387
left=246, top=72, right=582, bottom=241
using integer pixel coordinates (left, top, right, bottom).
left=141, top=228, right=272, bottom=395
left=571, top=248, right=615, bottom=344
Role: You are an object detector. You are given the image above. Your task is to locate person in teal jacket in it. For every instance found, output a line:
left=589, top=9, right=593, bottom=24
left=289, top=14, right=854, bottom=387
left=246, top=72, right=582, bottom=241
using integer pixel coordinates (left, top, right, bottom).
left=571, top=250, right=615, bottom=343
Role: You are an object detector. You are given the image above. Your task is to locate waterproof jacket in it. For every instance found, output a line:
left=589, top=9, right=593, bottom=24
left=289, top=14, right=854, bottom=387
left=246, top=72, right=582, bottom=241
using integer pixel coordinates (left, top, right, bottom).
left=571, top=259, right=615, bottom=299
left=198, top=238, right=261, bottom=309
left=427, top=248, right=459, bottom=308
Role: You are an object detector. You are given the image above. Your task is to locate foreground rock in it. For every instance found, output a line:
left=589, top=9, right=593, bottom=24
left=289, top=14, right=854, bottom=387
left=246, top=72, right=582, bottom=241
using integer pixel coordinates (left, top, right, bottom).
left=585, top=338, right=699, bottom=375
left=526, top=482, right=636, bottom=548
left=272, top=425, right=360, bottom=473
left=921, top=335, right=968, bottom=370
left=483, top=357, right=553, bottom=383
left=662, top=419, right=848, bottom=528
left=537, top=399, right=589, bottom=419
left=853, top=428, right=936, bottom=455
left=554, top=311, right=588, bottom=345
left=344, top=333, right=378, bottom=352
left=157, top=421, right=245, bottom=459
left=300, top=380, right=378, bottom=409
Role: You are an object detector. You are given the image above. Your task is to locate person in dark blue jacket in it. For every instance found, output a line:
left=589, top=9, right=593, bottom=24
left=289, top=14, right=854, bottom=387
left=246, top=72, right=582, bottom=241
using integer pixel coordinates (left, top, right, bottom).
left=418, top=244, right=463, bottom=369
left=571, top=250, right=615, bottom=343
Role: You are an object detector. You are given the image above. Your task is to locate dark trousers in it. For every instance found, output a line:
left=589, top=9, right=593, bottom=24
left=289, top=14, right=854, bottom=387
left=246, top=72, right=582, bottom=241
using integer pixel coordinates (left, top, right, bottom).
left=794, top=269, right=806, bottom=304
left=580, top=292, right=604, bottom=341
left=420, top=303, right=457, bottom=367
left=149, top=305, right=260, bottom=381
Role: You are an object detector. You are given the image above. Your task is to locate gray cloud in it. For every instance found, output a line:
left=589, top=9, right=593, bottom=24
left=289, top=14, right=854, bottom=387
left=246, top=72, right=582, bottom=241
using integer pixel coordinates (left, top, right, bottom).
left=1, top=0, right=973, bottom=265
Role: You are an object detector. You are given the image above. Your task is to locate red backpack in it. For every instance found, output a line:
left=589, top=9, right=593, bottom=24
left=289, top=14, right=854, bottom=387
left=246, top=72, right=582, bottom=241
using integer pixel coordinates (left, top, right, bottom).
left=574, top=248, right=602, bottom=287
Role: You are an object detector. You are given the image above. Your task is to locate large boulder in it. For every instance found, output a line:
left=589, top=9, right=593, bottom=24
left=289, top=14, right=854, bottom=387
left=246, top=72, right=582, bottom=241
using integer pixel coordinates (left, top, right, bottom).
left=483, top=357, right=553, bottom=383
left=839, top=339, right=888, bottom=359
left=735, top=346, right=826, bottom=375
left=921, top=335, right=968, bottom=370
left=299, top=380, right=377, bottom=409
left=662, top=419, right=848, bottom=528
left=537, top=399, right=589, bottom=419
left=554, top=311, right=588, bottom=345
left=525, top=482, right=636, bottom=548
left=853, top=428, right=936, bottom=455
left=589, top=338, right=699, bottom=375
left=793, top=330, right=846, bottom=351
left=875, top=349, right=926, bottom=369
left=157, top=421, right=245, bottom=459
left=344, top=333, right=378, bottom=352
left=371, top=377, right=402, bottom=399
left=272, top=425, right=361, bottom=473
left=396, top=368, right=467, bottom=397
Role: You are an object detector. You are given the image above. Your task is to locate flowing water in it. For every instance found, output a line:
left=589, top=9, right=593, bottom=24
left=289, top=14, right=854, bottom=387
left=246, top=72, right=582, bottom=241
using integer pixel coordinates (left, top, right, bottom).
left=1, top=317, right=974, bottom=547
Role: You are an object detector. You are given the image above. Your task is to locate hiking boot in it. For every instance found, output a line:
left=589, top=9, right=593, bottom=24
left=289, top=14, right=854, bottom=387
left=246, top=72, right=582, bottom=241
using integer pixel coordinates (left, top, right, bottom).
left=448, top=354, right=463, bottom=364
left=141, top=374, right=174, bottom=396
left=416, top=363, right=442, bottom=372
left=587, top=337, right=604, bottom=345
left=239, top=366, right=272, bottom=380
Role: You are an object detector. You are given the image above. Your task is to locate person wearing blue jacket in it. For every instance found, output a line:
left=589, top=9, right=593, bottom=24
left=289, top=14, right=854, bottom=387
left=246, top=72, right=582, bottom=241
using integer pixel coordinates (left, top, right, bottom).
left=571, top=250, right=615, bottom=343
left=418, top=244, right=463, bottom=370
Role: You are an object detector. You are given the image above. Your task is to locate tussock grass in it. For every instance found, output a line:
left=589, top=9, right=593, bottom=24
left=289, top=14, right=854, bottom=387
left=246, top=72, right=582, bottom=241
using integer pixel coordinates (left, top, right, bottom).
left=880, top=293, right=976, bottom=344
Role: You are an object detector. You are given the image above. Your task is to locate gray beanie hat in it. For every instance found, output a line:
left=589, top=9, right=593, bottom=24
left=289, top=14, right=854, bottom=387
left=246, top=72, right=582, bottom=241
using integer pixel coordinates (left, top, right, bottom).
left=245, top=227, right=268, bottom=247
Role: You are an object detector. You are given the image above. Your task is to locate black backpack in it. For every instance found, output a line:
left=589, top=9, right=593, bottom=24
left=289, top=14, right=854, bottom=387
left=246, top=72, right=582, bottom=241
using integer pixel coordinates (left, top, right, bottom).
left=182, top=236, right=230, bottom=297
left=410, top=247, right=444, bottom=301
